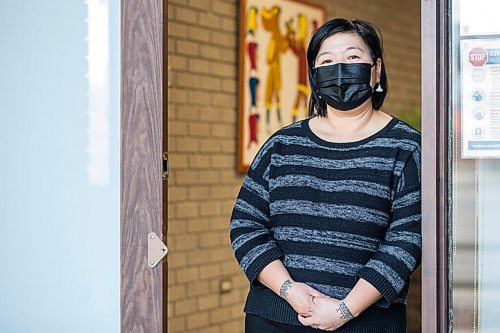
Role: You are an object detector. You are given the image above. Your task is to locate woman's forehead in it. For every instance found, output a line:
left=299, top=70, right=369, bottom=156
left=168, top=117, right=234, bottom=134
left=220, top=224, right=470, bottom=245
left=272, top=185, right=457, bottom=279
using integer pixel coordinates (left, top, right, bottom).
left=318, top=32, right=368, bottom=54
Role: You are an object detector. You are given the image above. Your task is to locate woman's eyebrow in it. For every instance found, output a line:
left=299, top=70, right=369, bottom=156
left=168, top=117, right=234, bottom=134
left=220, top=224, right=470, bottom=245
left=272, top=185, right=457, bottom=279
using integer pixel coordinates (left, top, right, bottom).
left=317, top=46, right=364, bottom=59
left=346, top=46, right=364, bottom=52
left=316, top=50, right=332, bottom=58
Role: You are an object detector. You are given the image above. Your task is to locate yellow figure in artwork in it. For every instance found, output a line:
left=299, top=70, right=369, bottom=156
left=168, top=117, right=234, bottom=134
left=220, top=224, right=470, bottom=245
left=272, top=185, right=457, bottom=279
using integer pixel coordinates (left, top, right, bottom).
left=247, top=6, right=257, bottom=33
left=261, top=6, right=288, bottom=132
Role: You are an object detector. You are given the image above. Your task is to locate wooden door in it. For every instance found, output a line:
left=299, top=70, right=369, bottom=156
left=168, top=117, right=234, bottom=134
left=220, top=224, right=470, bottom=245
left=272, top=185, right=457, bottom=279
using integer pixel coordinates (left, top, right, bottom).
left=421, top=0, right=449, bottom=332
left=121, top=0, right=169, bottom=332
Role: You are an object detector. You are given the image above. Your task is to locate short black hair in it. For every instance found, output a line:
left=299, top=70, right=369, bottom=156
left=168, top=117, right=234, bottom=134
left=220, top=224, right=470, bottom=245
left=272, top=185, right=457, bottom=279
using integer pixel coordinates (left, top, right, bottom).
left=307, top=18, right=388, bottom=116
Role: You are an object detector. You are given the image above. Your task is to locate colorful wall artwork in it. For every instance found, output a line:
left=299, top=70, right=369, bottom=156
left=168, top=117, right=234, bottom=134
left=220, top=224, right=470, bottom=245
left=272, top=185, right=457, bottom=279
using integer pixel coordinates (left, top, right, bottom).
left=237, top=0, right=325, bottom=172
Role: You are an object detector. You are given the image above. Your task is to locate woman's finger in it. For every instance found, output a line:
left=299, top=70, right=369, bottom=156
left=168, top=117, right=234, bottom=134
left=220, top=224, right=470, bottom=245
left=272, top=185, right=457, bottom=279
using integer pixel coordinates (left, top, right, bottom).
left=298, top=314, right=315, bottom=326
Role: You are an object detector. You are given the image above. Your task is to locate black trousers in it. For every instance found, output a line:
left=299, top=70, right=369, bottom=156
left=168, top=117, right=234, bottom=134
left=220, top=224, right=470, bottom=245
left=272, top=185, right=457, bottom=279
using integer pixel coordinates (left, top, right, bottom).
left=245, top=307, right=406, bottom=333
left=245, top=314, right=322, bottom=333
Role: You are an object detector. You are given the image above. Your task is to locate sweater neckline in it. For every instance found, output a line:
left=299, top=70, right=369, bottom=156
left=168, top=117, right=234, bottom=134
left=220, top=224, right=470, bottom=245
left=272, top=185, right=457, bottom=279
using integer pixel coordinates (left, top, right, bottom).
left=302, top=116, right=399, bottom=148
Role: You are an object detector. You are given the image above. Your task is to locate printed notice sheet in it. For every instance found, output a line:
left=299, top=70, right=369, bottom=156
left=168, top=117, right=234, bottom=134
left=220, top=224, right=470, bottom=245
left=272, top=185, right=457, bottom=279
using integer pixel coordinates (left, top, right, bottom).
left=462, top=38, right=500, bottom=158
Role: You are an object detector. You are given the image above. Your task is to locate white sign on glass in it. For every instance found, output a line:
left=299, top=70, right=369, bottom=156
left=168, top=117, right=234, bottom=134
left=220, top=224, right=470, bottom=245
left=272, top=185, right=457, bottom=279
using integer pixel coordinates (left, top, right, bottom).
left=460, top=0, right=500, bottom=36
left=461, top=39, right=500, bottom=158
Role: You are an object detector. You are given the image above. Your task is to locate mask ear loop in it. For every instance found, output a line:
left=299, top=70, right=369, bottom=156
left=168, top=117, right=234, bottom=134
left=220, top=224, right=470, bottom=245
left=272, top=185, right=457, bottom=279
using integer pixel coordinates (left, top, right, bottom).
left=371, top=60, right=383, bottom=92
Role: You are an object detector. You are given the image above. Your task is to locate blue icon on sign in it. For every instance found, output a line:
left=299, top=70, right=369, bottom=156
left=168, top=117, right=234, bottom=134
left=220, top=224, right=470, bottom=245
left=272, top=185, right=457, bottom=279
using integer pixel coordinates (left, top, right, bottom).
left=472, top=89, right=485, bottom=102
left=473, top=107, right=485, bottom=120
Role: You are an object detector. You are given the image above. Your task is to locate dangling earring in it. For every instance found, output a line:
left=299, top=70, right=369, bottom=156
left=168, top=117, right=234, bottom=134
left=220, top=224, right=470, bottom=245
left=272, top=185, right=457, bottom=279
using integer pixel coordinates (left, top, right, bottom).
left=375, top=83, right=383, bottom=93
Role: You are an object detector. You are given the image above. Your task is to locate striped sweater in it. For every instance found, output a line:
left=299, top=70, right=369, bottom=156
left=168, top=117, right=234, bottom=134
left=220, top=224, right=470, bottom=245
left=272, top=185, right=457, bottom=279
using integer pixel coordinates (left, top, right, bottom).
left=230, top=116, right=421, bottom=329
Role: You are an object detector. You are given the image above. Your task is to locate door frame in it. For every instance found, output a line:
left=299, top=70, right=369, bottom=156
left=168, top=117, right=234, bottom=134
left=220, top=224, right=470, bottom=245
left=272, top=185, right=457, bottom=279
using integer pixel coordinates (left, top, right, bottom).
left=421, top=0, right=449, bottom=332
left=119, top=0, right=450, bottom=331
left=121, top=0, right=168, bottom=332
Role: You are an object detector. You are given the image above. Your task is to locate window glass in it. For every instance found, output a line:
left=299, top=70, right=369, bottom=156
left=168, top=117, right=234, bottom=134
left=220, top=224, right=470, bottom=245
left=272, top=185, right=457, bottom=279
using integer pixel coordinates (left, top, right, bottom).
left=450, top=0, right=500, bottom=331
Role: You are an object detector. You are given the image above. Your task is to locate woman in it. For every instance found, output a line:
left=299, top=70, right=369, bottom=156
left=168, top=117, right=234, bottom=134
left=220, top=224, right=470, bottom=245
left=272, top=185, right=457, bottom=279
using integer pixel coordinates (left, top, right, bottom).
left=230, top=18, right=421, bottom=332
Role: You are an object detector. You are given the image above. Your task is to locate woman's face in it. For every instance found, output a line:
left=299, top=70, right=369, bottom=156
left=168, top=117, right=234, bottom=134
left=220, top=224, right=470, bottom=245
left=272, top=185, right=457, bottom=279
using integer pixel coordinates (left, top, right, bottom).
left=314, top=32, right=381, bottom=88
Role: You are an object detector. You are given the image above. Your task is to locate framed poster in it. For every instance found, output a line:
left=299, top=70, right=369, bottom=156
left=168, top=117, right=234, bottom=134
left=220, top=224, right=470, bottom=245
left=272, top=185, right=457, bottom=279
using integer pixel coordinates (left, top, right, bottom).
left=461, top=38, right=500, bottom=158
left=237, top=0, right=325, bottom=172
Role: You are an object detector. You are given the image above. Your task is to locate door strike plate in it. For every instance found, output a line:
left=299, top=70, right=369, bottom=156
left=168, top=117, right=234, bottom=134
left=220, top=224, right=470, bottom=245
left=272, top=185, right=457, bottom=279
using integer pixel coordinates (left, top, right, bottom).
left=162, top=153, right=169, bottom=180
left=148, top=232, right=168, bottom=268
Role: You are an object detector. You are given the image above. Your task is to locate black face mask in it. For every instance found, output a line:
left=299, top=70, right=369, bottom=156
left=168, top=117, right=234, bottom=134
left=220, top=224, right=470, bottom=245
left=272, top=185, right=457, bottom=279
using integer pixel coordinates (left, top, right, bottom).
left=314, top=63, right=373, bottom=111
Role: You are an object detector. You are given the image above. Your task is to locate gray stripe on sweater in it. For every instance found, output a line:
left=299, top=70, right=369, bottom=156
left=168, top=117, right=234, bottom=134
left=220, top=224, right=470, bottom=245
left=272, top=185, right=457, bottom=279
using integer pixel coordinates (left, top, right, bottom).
left=273, top=226, right=380, bottom=252
left=393, top=160, right=406, bottom=178
left=365, top=259, right=405, bottom=291
left=270, top=175, right=391, bottom=199
left=386, top=231, right=422, bottom=248
left=252, top=137, right=279, bottom=170
left=393, top=191, right=420, bottom=210
left=393, top=122, right=420, bottom=135
left=263, top=164, right=270, bottom=183
left=243, top=175, right=269, bottom=202
left=390, top=214, right=421, bottom=228
left=261, top=133, right=419, bottom=153
left=378, top=245, right=417, bottom=271
left=235, top=198, right=269, bottom=222
left=271, top=199, right=389, bottom=226
left=412, top=150, right=422, bottom=181
left=284, top=121, right=302, bottom=129
left=307, top=282, right=351, bottom=299
left=230, top=219, right=265, bottom=230
left=240, top=242, right=277, bottom=272
left=232, top=229, right=269, bottom=252
left=392, top=161, right=408, bottom=199
left=284, top=254, right=363, bottom=276
left=251, top=132, right=419, bottom=171
left=272, top=154, right=396, bottom=172
left=365, top=137, right=419, bottom=152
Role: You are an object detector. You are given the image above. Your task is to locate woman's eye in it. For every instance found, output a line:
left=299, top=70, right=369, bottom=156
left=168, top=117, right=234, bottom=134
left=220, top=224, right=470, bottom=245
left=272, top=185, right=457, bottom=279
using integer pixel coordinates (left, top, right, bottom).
left=321, top=59, right=333, bottom=64
left=347, top=55, right=360, bottom=60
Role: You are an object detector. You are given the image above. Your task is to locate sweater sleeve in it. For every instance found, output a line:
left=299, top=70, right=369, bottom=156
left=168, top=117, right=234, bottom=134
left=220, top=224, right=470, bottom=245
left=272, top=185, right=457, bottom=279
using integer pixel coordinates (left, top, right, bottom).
left=230, top=139, right=284, bottom=284
left=356, top=148, right=422, bottom=306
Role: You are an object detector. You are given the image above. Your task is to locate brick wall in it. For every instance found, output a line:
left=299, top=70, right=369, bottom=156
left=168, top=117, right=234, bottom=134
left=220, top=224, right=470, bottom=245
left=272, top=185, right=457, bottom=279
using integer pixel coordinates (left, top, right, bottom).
left=167, top=1, right=421, bottom=332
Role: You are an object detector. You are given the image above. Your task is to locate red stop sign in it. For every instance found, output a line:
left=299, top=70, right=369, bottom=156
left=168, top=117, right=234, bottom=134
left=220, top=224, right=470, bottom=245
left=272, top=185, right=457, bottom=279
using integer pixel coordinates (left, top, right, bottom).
left=470, top=48, right=488, bottom=66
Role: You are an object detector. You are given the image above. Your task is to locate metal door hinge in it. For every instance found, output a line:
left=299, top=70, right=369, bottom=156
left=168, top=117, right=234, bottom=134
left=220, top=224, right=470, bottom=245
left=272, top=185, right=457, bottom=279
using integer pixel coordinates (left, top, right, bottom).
left=148, top=232, right=168, bottom=268
left=162, top=152, right=169, bottom=180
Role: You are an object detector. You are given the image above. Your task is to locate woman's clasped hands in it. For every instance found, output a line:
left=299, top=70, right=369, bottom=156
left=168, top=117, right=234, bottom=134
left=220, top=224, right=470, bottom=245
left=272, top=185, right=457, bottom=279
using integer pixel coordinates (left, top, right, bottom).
left=298, top=296, right=350, bottom=331
left=282, top=281, right=351, bottom=331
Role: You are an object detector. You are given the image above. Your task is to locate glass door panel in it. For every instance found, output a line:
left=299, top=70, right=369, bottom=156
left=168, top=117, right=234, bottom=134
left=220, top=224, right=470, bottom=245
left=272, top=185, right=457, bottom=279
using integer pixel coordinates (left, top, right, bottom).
left=0, top=1, right=120, bottom=332
left=450, top=0, right=500, bottom=331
